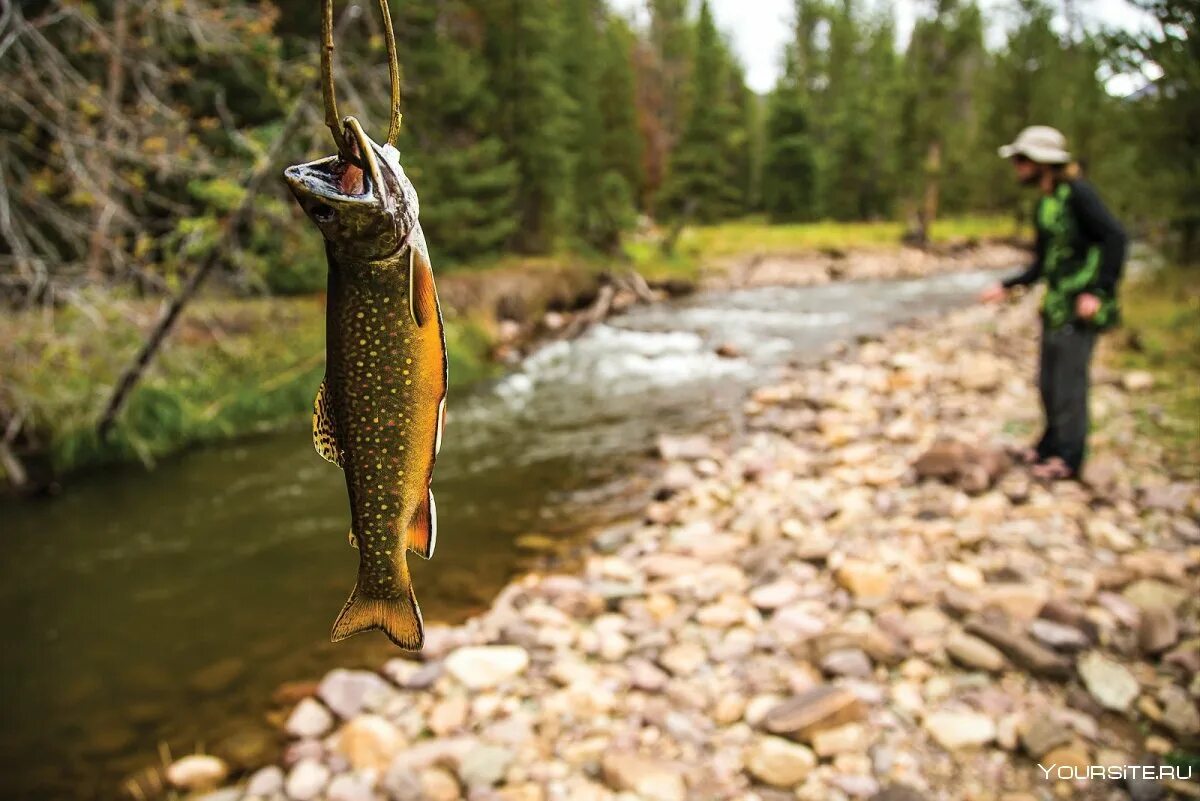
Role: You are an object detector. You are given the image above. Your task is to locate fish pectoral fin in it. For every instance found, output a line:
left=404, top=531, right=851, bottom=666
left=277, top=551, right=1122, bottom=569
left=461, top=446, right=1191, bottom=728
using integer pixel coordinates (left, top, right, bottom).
left=407, top=489, right=437, bottom=560
left=331, top=582, right=424, bottom=650
left=408, top=247, right=440, bottom=328
left=348, top=530, right=358, bottom=549
left=313, top=378, right=344, bottom=468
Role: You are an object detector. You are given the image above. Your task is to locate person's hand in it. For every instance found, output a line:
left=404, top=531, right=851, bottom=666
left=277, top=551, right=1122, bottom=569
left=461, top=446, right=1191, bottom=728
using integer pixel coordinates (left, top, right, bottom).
left=1075, top=293, right=1101, bottom=320
left=979, top=283, right=1007, bottom=304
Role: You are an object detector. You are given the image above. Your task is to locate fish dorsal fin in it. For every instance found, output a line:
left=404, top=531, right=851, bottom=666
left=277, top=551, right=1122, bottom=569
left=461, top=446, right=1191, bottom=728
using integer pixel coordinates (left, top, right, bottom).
left=407, top=489, right=437, bottom=560
left=313, top=378, right=344, bottom=468
left=408, top=247, right=439, bottom=328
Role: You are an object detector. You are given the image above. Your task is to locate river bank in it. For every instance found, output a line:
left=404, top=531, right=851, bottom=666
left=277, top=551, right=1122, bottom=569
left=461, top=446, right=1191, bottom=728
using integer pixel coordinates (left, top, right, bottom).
left=0, top=226, right=1022, bottom=493
left=160, top=280, right=1198, bottom=801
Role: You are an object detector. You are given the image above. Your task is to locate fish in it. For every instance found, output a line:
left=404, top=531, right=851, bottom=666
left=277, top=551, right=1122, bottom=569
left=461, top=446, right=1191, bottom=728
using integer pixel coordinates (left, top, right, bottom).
left=283, top=116, right=447, bottom=649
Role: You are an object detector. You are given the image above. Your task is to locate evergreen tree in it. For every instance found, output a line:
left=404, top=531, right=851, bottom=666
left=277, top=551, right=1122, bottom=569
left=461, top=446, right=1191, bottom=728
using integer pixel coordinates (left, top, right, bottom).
left=660, top=0, right=744, bottom=222
left=763, top=55, right=819, bottom=221
left=393, top=2, right=518, bottom=262
left=598, top=18, right=646, bottom=204
left=474, top=0, right=573, bottom=253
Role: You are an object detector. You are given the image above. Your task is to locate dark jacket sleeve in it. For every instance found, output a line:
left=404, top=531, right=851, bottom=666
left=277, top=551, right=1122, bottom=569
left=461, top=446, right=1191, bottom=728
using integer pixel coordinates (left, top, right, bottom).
left=1002, top=199, right=1045, bottom=289
left=1070, top=179, right=1127, bottom=294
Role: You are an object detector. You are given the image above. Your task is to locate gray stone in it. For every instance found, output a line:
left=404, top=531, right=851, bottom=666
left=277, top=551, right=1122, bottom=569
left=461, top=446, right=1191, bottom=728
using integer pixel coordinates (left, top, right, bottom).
left=1138, top=606, right=1179, bottom=654
left=1078, top=652, right=1139, bottom=712
left=923, top=710, right=996, bottom=750
left=285, top=698, right=334, bottom=739
left=820, top=648, right=874, bottom=678
left=245, top=766, right=285, bottom=798
left=326, top=772, right=375, bottom=801
left=443, top=646, right=529, bottom=689
left=1028, top=619, right=1091, bottom=652
left=965, top=620, right=1072, bottom=679
left=284, top=759, right=330, bottom=801
left=457, top=745, right=514, bottom=789
left=869, top=785, right=928, bottom=801
left=317, top=669, right=393, bottom=719
left=1019, top=717, right=1073, bottom=759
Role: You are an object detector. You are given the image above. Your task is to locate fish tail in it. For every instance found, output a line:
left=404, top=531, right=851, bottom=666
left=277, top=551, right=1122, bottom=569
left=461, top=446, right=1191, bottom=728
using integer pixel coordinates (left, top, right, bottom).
left=330, top=582, right=424, bottom=650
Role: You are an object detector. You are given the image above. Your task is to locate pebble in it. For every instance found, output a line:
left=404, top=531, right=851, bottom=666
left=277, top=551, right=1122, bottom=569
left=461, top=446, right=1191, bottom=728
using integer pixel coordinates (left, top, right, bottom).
left=763, top=686, right=867, bottom=741
left=443, top=646, right=530, bottom=689
left=601, top=752, right=687, bottom=801
left=317, top=669, right=393, bottom=720
left=284, top=759, right=330, bottom=801
left=335, top=714, right=404, bottom=771
left=745, top=736, right=817, bottom=787
left=285, top=697, right=334, bottom=739
left=945, top=631, right=1007, bottom=673
left=923, top=710, right=996, bottom=750
left=1078, top=652, right=1140, bottom=712
left=166, top=755, right=230, bottom=792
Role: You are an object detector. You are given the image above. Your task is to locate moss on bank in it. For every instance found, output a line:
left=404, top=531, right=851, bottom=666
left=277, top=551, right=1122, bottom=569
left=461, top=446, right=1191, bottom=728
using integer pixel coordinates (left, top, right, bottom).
left=0, top=294, right=498, bottom=485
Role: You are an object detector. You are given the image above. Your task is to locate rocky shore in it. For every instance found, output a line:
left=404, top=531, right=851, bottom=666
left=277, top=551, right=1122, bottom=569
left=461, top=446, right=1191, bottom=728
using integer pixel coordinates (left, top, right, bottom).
left=170, top=289, right=1197, bottom=801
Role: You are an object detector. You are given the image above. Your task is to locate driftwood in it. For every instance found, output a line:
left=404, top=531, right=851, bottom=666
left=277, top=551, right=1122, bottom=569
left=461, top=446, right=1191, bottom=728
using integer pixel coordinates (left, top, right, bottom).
left=557, top=270, right=661, bottom=341
left=96, top=6, right=361, bottom=439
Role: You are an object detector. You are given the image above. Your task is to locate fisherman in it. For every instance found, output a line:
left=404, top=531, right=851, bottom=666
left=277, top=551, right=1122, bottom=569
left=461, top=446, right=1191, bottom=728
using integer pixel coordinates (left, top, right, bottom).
left=980, top=125, right=1127, bottom=482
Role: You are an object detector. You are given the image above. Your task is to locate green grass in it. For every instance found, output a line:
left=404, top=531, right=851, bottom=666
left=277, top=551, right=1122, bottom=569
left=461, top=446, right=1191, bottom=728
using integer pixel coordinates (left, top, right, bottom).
left=628, top=215, right=1020, bottom=280
left=0, top=292, right=496, bottom=483
left=1104, top=263, right=1200, bottom=475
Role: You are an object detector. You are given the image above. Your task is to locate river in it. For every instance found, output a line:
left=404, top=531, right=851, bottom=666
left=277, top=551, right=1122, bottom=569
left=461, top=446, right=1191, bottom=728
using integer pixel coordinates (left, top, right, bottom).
left=0, top=268, right=1003, bottom=799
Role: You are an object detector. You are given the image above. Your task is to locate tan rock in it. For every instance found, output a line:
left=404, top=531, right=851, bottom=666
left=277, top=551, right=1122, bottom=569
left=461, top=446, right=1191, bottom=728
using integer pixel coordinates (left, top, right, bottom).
left=923, top=710, right=996, bottom=750
left=835, top=560, right=894, bottom=602
left=336, top=714, right=404, bottom=771
left=945, top=630, right=1007, bottom=673
left=601, top=752, right=686, bottom=801
left=745, top=736, right=817, bottom=787
left=763, top=685, right=866, bottom=741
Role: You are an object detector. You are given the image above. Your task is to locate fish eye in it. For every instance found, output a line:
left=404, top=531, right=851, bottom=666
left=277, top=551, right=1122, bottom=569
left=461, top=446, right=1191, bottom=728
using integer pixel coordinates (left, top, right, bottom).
left=312, top=203, right=336, bottom=223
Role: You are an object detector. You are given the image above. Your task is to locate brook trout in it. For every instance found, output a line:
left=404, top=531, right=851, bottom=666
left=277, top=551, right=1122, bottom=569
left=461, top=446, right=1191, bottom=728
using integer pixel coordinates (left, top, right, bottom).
left=284, top=117, right=447, bottom=649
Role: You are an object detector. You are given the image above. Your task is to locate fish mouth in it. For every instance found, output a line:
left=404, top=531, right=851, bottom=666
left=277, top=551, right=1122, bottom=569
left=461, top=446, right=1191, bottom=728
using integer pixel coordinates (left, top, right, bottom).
left=284, top=117, right=388, bottom=207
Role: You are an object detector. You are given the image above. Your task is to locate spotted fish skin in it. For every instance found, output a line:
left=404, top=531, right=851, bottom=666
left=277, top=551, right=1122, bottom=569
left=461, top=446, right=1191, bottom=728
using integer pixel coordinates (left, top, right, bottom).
left=285, top=118, right=447, bottom=649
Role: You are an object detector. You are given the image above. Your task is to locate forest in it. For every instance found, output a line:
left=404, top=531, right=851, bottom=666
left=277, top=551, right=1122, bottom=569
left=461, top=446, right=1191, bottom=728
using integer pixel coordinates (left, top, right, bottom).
left=1, top=0, right=1196, bottom=308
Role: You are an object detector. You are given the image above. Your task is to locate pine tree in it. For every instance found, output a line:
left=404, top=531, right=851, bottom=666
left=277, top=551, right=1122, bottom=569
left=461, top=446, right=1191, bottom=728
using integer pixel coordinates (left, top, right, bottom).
left=393, top=2, right=518, bottom=262
left=763, top=54, right=818, bottom=221
left=474, top=0, right=573, bottom=253
left=660, top=0, right=744, bottom=222
left=598, top=17, right=645, bottom=204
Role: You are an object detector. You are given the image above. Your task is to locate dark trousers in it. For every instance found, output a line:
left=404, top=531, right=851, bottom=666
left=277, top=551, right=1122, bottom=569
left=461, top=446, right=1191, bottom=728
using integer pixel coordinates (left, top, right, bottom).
left=1035, top=323, right=1097, bottom=474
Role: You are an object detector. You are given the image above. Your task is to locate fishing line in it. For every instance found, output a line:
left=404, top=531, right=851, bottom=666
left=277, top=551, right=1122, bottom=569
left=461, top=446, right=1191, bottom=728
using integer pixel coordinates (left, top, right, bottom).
left=321, top=0, right=403, bottom=165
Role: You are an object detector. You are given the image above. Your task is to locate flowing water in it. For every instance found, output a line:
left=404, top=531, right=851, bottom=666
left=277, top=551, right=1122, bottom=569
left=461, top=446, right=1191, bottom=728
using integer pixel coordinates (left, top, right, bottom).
left=0, top=268, right=1003, bottom=799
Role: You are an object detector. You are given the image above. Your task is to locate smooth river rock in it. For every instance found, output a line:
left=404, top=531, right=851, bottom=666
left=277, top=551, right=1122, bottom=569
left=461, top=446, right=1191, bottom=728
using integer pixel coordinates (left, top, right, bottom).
left=444, top=646, right=530, bottom=689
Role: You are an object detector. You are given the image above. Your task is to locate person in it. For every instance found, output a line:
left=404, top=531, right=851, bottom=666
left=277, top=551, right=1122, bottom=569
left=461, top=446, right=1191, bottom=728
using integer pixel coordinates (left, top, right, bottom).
left=980, top=125, right=1127, bottom=481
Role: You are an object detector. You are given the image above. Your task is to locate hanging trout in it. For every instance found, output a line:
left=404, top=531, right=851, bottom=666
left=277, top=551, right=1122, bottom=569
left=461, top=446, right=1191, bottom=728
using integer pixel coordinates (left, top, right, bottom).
left=284, top=117, right=447, bottom=649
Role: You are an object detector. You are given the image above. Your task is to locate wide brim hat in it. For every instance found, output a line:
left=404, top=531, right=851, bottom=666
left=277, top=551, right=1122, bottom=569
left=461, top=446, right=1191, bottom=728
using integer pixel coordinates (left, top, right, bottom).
left=998, top=125, right=1071, bottom=164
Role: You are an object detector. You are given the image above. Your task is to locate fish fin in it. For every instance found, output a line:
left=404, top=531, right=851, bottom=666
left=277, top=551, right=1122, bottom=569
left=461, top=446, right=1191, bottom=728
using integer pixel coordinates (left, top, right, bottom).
left=407, top=489, right=437, bottom=560
left=434, top=397, right=446, bottom=457
left=313, top=379, right=344, bottom=468
left=408, top=247, right=439, bottom=328
left=347, top=530, right=358, bottom=549
left=330, top=583, right=424, bottom=650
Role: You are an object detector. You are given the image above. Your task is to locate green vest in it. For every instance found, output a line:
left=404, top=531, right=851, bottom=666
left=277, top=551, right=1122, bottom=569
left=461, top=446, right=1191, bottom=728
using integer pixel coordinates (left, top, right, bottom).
left=1037, top=182, right=1120, bottom=330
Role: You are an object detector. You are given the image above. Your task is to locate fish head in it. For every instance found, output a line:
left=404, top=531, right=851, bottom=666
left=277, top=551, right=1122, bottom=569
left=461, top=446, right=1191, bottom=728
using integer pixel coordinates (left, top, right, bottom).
left=284, top=116, right=419, bottom=262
